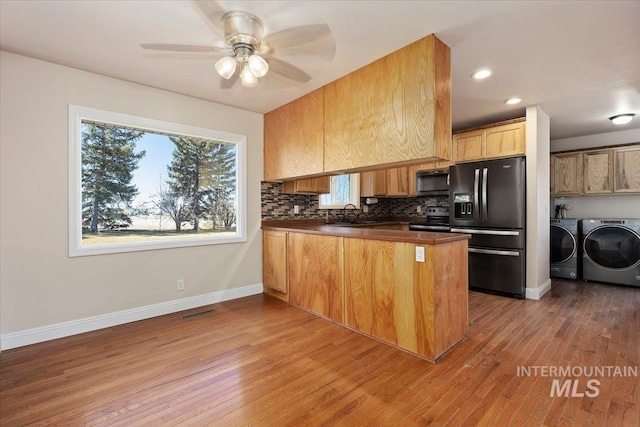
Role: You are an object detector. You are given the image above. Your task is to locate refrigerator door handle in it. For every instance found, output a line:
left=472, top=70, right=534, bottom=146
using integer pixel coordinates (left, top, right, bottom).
left=482, top=167, right=488, bottom=220
left=474, top=169, right=480, bottom=220
left=451, top=228, right=521, bottom=236
left=468, top=247, right=520, bottom=257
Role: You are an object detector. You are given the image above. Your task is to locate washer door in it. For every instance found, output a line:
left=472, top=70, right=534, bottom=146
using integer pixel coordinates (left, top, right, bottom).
left=551, top=225, right=576, bottom=263
left=584, top=225, right=640, bottom=270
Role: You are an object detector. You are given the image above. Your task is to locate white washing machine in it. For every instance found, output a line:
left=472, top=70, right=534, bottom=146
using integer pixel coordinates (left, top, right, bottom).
left=581, top=219, right=640, bottom=287
left=550, top=219, right=579, bottom=279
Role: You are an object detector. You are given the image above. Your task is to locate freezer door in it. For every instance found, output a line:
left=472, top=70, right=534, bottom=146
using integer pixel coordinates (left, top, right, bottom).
left=468, top=247, right=525, bottom=298
left=451, top=227, right=525, bottom=250
left=481, top=157, right=526, bottom=229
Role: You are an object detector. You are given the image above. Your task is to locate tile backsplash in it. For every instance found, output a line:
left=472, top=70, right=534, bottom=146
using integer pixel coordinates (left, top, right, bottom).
left=261, top=181, right=448, bottom=221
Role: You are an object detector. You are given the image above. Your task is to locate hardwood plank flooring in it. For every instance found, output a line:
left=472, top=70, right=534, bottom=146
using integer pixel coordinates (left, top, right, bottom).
left=1, top=279, right=638, bottom=426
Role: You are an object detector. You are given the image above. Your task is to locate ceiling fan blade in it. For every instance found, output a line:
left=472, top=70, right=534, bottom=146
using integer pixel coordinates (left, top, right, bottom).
left=266, top=57, right=312, bottom=83
left=193, top=0, right=226, bottom=36
left=263, top=24, right=331, bottom=50
left=140, top=43, right=230, bottom=54
left=220, top=67, right=240, bottom=89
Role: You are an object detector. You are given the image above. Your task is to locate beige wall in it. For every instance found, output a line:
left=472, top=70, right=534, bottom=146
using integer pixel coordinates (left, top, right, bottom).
left=525, top=105, right=551, bottom=299
left=0, top=52, right=264, bottom=344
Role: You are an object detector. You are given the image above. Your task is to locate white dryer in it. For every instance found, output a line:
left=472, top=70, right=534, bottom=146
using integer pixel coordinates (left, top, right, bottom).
left=581, top=219, right=640, bottom=287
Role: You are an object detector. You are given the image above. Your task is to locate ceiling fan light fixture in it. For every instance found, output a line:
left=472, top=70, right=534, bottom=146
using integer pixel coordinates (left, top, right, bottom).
left=609, top=113, right=635, bottom=125
left=215, top=56, right=237, bottom=79
left=240, top=63, right=259, bottom=87
left=248, top=54, right=269, bottom=78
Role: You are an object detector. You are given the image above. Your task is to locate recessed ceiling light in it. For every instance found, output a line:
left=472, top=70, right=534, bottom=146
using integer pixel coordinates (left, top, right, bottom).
left=472, top=69, right=492, bottom=80
left=505, top=98, right=522, bottom=105
left=609, top=113, right=635, bottom=125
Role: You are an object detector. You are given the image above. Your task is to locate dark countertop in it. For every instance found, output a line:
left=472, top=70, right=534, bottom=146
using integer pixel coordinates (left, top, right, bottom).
left=262, top=219, right=470, bottom=245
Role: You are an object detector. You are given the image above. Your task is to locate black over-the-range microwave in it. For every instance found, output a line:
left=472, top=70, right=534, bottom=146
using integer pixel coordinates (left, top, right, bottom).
left=415, top=169, right=449, bottom=196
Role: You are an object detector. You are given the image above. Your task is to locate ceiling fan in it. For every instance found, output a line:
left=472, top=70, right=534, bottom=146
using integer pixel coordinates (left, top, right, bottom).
left=141, top=2, right=335, bottom=89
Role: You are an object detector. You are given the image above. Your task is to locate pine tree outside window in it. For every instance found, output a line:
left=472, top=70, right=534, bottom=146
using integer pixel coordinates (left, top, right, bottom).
left=319, top=174, right=360, bottom=209
left=69, top=105, right=246, bottom=256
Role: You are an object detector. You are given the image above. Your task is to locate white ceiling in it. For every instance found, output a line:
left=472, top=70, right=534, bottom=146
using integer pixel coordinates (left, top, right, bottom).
left=1, top=0, right=639, bottom=140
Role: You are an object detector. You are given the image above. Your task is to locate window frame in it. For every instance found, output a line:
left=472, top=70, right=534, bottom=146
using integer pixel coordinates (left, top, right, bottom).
left=318, top=173, right=361, bottom=209
left=68, top=105, right=247, bottom=257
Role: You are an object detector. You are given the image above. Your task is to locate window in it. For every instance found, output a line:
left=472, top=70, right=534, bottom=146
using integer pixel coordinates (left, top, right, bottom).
left=319, top=174, right=360, bottom=209
left=69, top=105, right=246, bottom=256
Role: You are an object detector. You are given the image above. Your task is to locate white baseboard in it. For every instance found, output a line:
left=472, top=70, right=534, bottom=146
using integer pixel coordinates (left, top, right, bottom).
left=526, top=279, right=552, bottom=300
left=0, top=283, right=263, bottom=351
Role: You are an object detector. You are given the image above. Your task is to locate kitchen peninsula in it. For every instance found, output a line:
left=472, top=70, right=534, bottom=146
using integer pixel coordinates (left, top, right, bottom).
left=262, top=221, right=470, bottom=362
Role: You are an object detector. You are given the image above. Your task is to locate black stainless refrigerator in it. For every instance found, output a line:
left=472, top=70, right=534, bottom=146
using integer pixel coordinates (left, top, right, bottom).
left=449, top=157, right=526, bottom=298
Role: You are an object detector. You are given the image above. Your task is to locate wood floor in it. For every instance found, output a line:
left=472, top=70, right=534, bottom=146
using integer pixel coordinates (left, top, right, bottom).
left=1, top=279, right=638, bottom=426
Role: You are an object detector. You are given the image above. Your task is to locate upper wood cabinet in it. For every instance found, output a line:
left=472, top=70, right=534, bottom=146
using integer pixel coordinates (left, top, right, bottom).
left=323, top=35, right=451, bottom=172
left=614, top=145, right=640, bottom=193
left=551, top=152, right=583, bottom=195
left=282, top=177, right=330, bottom=195
left=386, top=167, right=410, bottom=196
left=264, top=88, right=324, bottom=181
left=360, top=167, right=409, bottom=197
left=485, top=121, right=526, bottom=158
left=583, top=149, right=614, bottom=194
left=453, top=130, right=485, bottom=162
left=454, top=120, right=526, bottom=163
left=550, top=155, right=555, bottom=194
left=551, top=143, right=640, bottom=196
left=360, top=170, right=386, bottom=197
left=263, top=230, right=288, bottom=301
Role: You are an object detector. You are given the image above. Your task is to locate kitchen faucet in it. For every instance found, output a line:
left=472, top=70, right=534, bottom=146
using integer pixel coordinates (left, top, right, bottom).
left=342, top=203, right=359, bottom=223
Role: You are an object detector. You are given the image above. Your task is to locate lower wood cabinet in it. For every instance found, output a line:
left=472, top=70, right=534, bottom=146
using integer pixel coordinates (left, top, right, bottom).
left=343, top=238, right=468, bottom=361
left=288, top=233, right=344, bottom=323
left=263, top=229, right=469, bottom=362
left=263, top=230, right=288, bottom=301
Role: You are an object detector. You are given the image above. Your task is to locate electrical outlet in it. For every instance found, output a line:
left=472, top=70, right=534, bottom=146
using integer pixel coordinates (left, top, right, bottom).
left=417, top=206, right=422, bottom=213
left=415, top=246, right=425, bottom=263
left=177, top=279, right=185, bottom=291
left=362, top=205, right=369, bottom=213
left=294, top=205, right=300, bottom=214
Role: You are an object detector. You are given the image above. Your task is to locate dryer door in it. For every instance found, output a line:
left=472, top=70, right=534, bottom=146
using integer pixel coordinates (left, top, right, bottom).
left=584, top=225, right=640, bottom=270
left=551, top=225, right=576, bottom=264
